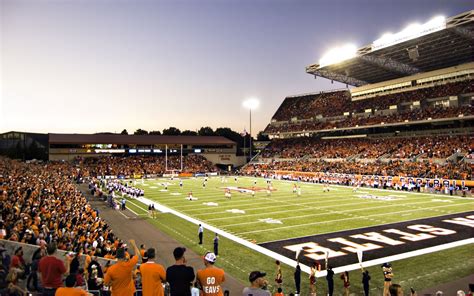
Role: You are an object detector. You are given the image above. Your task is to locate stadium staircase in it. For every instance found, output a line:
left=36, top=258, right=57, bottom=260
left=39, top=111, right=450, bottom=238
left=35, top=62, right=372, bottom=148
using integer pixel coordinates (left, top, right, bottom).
left=346, top=153, right=361, bottom=162
left=413, top=152, right=427, bottom=161
left=447, top=151, right=465, bottom=163
left=376, top=153, right=391, bottom=162
left=300, top=154, right=311, bottom=161
left=461, top=155, right=474, bottom=165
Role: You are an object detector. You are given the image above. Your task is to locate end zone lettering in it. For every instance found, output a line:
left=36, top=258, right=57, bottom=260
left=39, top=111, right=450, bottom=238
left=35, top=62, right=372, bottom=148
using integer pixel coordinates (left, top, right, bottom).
left=259, top=212, right=474, bottom=268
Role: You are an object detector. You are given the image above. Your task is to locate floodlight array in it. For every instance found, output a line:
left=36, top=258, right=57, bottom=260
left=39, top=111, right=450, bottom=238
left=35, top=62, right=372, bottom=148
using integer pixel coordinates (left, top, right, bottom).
left=318, top=44, right=357, bottom=68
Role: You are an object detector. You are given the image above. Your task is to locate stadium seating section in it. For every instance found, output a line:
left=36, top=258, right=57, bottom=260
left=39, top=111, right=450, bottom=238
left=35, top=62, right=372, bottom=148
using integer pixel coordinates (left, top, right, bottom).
left=247, top=135, right=473, bottom=180
left=265, top=80, right=473, bottom=134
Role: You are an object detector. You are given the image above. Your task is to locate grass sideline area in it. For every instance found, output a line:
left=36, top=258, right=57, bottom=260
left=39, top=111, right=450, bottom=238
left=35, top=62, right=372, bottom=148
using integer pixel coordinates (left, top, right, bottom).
left=113, top=176, right=474, bottom=294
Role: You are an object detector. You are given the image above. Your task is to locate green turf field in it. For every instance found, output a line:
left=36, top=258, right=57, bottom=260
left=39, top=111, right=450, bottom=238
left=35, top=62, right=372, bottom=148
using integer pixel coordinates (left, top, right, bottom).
left=115, top=176, right=474, bottom=294
left=132, top=176, right=471, bottom=244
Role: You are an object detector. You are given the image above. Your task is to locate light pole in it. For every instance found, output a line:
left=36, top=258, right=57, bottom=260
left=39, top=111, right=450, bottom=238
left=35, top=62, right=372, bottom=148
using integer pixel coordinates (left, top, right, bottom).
left=243, top=98, right=260, bottom=161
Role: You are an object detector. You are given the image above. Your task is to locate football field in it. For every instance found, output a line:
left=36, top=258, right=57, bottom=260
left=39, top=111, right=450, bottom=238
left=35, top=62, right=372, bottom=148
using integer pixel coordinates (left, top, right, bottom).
left=119, top=176, right=474, bottom=293
left=133, top=176, right=471, bottom=244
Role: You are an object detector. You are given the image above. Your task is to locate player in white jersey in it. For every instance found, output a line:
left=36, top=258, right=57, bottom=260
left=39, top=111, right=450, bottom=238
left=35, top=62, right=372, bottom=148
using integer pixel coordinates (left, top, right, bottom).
left=323, top=183, right=330, bottom=192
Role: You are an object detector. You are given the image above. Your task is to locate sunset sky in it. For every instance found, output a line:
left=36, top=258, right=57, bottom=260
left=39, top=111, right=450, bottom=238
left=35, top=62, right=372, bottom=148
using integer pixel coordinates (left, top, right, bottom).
left=1, top=0, right=471, bottom=136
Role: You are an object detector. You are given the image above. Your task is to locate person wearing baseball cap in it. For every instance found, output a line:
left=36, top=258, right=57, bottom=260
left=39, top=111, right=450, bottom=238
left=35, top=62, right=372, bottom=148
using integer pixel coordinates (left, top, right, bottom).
left=197, top=252, right=225, bottom=296
left=242, top=271, right=270, bottom=296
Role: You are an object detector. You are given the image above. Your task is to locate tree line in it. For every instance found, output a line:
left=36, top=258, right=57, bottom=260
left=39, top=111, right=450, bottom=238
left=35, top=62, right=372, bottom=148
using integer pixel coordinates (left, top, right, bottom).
left=121, top=127, right=269, bottom=141
left=121, top=127, right=270, bottom=156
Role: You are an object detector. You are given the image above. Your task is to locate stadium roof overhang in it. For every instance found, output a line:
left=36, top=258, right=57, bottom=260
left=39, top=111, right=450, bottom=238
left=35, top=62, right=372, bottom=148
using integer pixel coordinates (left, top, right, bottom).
left=306, top=10, right=474, bottom=86
left=49, top=134, right=236, bottom=145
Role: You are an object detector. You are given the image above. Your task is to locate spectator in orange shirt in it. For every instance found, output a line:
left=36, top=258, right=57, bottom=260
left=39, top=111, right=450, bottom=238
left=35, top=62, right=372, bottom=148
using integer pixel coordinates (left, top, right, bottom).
left=139, top=248, right=167, bottom=296
left=104, top=239, right=140, bottom=296
left=273, top=287, right=284, bottom=296
left=140, top=244, right=147, bottom=258
left=55, top=274, right=90, bottom=296
left=197, top=252, right=225, bottom=296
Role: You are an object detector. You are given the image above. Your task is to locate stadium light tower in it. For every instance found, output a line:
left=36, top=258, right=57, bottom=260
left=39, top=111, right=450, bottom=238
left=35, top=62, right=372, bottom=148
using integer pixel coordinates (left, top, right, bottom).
left=243, top=98, right=260, bottom=161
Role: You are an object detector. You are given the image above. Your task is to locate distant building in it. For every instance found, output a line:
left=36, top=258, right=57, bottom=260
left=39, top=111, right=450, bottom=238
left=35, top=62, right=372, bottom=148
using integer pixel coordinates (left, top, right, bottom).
left=1, top=132, right=246, bottom=166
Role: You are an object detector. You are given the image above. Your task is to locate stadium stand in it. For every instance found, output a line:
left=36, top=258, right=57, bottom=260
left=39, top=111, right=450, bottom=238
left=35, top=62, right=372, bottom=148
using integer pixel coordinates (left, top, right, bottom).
left=76, top=154, right=218, bottom=177
left=246, top=134, right=473, bottom=181
left=259, top=135, right=472, bottom=160
left=0, top=157, right=120, bottom=256
left=265, top=79, right=473, bottom=135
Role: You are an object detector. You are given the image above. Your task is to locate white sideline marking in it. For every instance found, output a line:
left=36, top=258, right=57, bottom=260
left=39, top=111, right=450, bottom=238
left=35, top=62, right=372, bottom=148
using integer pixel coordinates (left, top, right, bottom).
left=134, top=195, right=313, bottom=274
left=118, top=210, right=131, bottom=219
left=113, top=198, right=143, bottom=217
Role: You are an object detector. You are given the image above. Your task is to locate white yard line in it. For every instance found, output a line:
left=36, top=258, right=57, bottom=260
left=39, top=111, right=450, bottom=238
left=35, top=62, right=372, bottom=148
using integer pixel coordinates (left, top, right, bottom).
left=177, top=192, right=375, bottom=209
left=203, top=196, right=461, bottom=221
left=112, top=198, right=141, bottom=216
left=117, top=210, right=132, bottom=219
left=218, top=199, right=460, bottom=227
left=236, top=202, right=469, bottom=235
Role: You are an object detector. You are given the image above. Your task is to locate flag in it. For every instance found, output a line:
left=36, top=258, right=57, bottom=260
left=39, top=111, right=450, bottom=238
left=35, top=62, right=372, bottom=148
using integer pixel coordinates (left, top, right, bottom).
left=357, top=250, right=363, bottom=267
left=295, top=247, right=303, bottom=260
left=240, top=128, right=248, bottom=137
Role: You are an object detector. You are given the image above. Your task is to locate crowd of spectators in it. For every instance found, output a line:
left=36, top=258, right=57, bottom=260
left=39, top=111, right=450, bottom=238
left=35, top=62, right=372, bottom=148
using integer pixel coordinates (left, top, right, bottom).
left=245, top=158, right=471, bottom=180
left=252, top=135, right=473, bottom=180
left=272, top=91, right=351, bottom=121
left=0, top=158, right=122, bottom=259
left=265, top=105, right=473, bottom=134
left=350, top=79, right=473, bottom=113
left=260, top=135, right=472, bottom=160
left=77, top=154, right=218, bottom=177
left=266, top=79, right=473, bottom=134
